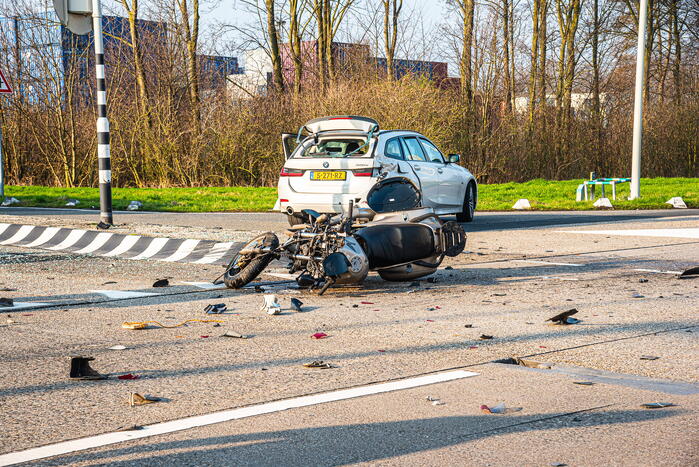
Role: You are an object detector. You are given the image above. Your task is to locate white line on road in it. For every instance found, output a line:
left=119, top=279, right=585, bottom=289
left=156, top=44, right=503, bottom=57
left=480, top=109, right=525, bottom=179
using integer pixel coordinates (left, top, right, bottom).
left=512, top=259, right=584, bottom=267
left=0, top=225, right=34, bottom=245
left=161, top=239, right=200, bottom=262
left=194, top=242, right=234, bottom=264
left=633, top=268, right=683, bottom=275
left=131, top=238, right=169, bottom=260
left=47, top=229, right=86, bottom=251
left=560, top=228, right=699, bottom=239
left=0, top=370, right=478, bottom=466
left=74, top=232, right=113, bottom=254
left=4, top=301, right=50, bottom=311
left=100, top=235, right=140, bottom=257
left=182, top=281, right=226, bottom=290
left=0, top=223, right=10, bottom=236
left=89, top=290, right=161, bottom=300
left=23, top=227, right=61, bottom=248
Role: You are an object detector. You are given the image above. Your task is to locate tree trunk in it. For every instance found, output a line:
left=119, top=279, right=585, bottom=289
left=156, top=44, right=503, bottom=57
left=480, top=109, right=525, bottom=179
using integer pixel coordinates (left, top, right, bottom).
left=670, top=0, right=681, bottom=104
left=528, top=0, right=540, bottom=123
left=265, top=0, right=285, bottom=92
left=177, top=0, right=200, bottom=131
left=536, top=0, right=548, bottom=116
left=383, top=0, right=403, bottom=81
left=459, top=0, right=475, bottom=104
left=289, top=0, right=303, bottom=95
left=502, top=0, right=512, bottom=112
left=120, top=0, right=151, bottom=127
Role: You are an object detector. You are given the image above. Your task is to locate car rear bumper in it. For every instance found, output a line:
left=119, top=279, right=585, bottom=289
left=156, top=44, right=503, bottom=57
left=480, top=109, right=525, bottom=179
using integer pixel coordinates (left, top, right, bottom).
left=277, top=192, right=368, bottom=215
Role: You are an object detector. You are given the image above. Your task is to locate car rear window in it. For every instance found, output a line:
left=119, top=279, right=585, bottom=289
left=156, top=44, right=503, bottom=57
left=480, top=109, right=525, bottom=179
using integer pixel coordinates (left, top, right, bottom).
left=298, top=138, right=369, bottom=158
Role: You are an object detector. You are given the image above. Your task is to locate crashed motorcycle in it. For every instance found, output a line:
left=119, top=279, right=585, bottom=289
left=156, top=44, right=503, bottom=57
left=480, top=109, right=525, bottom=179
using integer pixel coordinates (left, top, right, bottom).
left=218, top=178, right=466, bottom=294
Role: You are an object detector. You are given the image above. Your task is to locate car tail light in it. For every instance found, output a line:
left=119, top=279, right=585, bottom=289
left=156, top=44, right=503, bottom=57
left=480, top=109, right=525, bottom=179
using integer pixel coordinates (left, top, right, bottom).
left=280, top=168, right=304, bottom=177
left=279, top=199, right=289, bottom=202
left=352, top=168, right=375, bottom=177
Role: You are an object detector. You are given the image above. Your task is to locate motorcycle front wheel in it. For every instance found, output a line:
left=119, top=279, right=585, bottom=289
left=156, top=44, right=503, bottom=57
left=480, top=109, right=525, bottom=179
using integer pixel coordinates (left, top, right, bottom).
left=223, top=233, right=279, bottom=289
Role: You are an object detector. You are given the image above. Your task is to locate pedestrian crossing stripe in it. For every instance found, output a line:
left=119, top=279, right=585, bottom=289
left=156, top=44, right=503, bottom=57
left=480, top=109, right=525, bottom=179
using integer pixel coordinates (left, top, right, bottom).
left=0, top=223, right=242, bottom=265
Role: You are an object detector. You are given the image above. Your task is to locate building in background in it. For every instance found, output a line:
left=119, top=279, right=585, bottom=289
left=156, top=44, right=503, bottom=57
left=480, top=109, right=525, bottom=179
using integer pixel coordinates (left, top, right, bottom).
left=228, top=40, right=450, bottom=99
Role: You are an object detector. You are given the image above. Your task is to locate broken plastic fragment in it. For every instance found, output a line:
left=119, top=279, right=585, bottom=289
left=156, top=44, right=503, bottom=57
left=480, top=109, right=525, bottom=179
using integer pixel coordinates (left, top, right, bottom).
left=678, top=266, right=699, bottom=279
left=118, top=374, right=140, bottom=380
left=222, top=331, right=247, bottom=339
left=573, top=381, right=595, bottom=386
left=311, top=332, right=328, bottom=339
left=303, top=361, right=333, bottom=369
left=479, top=334, right=494, bottom=340
left=0, top=297, right=13, bottom=307
left=641, top=402, right=675, bottom=409
left=108, top=345, right=127, bottom=351
left=546, top=309, right=579, bottom=325
left=290, top=298, right=303, bottom=312
left=69, top=356, right=108, bottom=380
left=360, top=301, right=374, bottom=305
left=129, top=393, right=160, bottom=406
left=640, top=355, right=660, bottom=360
left=204, top=303, right=227, bottom=314
left=261, top=294, right=282, bottom=315
left=480, top=403, right=522, bottom=414
left=152, top=279, right=169, bottom=288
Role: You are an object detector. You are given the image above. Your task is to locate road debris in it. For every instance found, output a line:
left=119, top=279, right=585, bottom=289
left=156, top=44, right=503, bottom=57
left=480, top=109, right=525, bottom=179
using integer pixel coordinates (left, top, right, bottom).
left=360, top=301, right=374, bottom=305
left=204, top=303, right=227, bottom=314
left=639, top=278, right=649, bottom=283
left=115, top=425, right=144, bottom=432
left=129, top=393, right=161, bottom=407
left=426, top=396, right=445, bottom=406
left=0, top=297, right=13, bottom=307
left=122, top=319, right=223, bottom=330
left=127, top=200, right=143, bottom=211
left=665, top=197, right=687, bottom=209
left=69, top=356, right=108, bottom=380
left=641, top=402, right=676, bottom=409
left=303, top=361, right=333, bottom=369
left=640, top=355, right=660, bottom=360
left=222, top=331, right=248, bottom=339
left=65, top=199, right=80, bottom=206
left=512, top=198, right=531, bottom=210
left=311, top=332, right=328, bottom=339
left=152, top=278, right=169, bottom=287
left=573, top=381, right=595, bottom=386
left=117, top=374, right=140, bottom=380
left=290, top=298, right=304, bottom=312
left=678, top=266, right=699, bottom=279
left=1, top=197, right=19, bottom=206
left=631, top=293, right=644, bottom=299
left=108, top=345, right=127, bottom=351
left=261, top=294, right=282, bottom=315
left=546, top=309, right=579, bottom=325
left=480, top=403, right=522, bottom=414
left=464, top=324, right=473, bottom=328
left=479, top=334, right=494, bottom=340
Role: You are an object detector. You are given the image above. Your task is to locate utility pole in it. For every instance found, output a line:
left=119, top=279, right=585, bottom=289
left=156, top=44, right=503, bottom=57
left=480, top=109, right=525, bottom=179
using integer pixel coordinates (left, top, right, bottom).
left=0, top=69, right=13, bottom=201
left=629, top=0, right=648, bottom=200
left=53, top=0, right=113, bottom=226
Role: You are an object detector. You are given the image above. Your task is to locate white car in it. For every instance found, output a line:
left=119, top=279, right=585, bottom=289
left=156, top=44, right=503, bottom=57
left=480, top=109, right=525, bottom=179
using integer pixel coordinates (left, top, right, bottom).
left=275, top=116, right=478, bottom=224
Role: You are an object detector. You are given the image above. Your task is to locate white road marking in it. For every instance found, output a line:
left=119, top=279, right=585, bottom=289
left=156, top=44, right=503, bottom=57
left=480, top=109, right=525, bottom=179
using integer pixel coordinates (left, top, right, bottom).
left=0, top=370, right=478, bottom=466
left=265, top=272, right=298, bottom=280
left=100, top=235, right=140, bottom=257
left=161, top=239, right=200, bottom=262
left=47, top=229, right=86, bottom=251
left=74, top=232, right=113, bottom=254
left=23, top=227, right=61, bottom=248
left=0, top=223, right=9, bottom=235
left=512, top=259, right=584, bottom=267
left=131, top=238, right=169, bottom=260
left=4, top=301, right=50, bottom=311
left=90, top=290, right=160, bottom=300
left=541, top=276, right=580, bottom=281
left=633, top=268, right=683, bottom=275
left=560, top=228, right=699, bottom=239
left=0, top=225, right=34, bottom=245
left=182, top=281, right=226, bottom=290
left=194, top=242, right=234, bottom=264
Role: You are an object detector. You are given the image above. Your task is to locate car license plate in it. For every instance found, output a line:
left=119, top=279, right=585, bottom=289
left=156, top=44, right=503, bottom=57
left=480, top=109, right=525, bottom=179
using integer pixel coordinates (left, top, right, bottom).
left=311, top=171, right=346, bottom=181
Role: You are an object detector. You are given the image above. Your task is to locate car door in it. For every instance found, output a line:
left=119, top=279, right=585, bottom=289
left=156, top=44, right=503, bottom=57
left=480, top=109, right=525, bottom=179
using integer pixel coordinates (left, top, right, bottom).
left=419, top=137, right=465, bottom=210
left=400, top=136, right=439, bottom=208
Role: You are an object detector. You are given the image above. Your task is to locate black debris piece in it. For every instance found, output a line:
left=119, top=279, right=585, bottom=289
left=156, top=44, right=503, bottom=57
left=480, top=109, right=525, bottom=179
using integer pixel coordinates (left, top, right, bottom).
left=479, top=334, right=494, bottom=340
left=96, top=221, right=111, bottom=230
left=639, top=278, right=649, bottom=283
left=303, top=360, right=333, bottom=369
left=409, top=281, right=421, bottom=287
left=445, top=266, right=454, bottom=270
left=152, top=279, right=169, bottom=288
left=641, top=402, right=676, bottom=409
left=254, top=285, right=265, bottom=293
left=546, top=308, right=579, bottom=325
left=0, top=297, right=13, bottom=307
left=204, top=303, right=227, bottom=314
left=678, top=266, right=699, bottom=279
left=69, top=356, right=108, bottom=380
left=640, top=355, right=660, bottom=360
left=291, top=298, right=304, bottom=312
left=115, top=425, right=144, bottom=432
left=573, top=381, right=595, bottom=386
left=426, top=277, right=437, bottom=283
left=464, top=324, right=473, bottom=328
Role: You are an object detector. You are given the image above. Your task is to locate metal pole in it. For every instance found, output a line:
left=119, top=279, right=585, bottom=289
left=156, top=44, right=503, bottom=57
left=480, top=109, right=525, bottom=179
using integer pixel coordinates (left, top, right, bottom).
left=629, top=0, right=648, bottom=200
left=0, top=124, right=4, bottom=200
left=92, top=0, right=113, bottom=225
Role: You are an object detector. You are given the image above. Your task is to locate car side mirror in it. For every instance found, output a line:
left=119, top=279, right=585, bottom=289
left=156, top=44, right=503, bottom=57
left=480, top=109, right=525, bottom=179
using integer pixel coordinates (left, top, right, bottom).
left=448, top=154, right=461, bottom=163
left=281, top=133, right=296, bottom=159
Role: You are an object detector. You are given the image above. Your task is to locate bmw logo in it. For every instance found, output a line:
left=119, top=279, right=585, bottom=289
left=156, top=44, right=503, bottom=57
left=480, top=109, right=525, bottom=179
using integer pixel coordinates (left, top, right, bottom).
left=323, top=162, right=329, bottom=168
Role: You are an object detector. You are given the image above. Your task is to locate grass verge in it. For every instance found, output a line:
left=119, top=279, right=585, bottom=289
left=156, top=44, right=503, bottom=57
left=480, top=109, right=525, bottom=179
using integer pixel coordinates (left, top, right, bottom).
left=3, top=178, right=697, bottom=212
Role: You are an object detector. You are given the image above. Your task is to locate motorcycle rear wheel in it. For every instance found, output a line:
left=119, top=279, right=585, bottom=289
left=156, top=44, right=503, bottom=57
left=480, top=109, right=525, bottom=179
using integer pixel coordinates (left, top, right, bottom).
left=223, top=233, right=279, bottom=289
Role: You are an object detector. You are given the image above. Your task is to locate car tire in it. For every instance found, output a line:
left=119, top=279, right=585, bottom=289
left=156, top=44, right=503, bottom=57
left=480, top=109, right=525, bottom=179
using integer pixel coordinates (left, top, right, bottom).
left=456, top=182, right=476, bottom=223
left=287, top=213, right=306, bottom=226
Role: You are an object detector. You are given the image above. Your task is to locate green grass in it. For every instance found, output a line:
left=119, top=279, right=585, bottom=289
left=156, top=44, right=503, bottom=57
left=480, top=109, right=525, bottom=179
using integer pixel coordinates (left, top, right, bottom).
left=3, top=177, right=698, bottom=212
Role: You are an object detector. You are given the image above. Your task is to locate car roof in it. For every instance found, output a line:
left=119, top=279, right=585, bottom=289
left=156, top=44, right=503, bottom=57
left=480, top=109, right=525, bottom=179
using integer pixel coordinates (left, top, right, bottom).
left=378, top=130, right=423, bottom=137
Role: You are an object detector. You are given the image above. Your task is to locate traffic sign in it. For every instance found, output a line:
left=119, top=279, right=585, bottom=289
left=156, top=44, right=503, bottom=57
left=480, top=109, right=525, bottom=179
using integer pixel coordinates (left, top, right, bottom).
left=53, top=0, right=93, bottom=35
left=0, top=69, right=11, bottom=94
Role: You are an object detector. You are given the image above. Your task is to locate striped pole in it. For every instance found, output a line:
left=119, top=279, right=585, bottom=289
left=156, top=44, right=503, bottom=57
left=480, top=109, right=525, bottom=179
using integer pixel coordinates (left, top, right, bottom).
left=92, top=0, right=113, bottom=226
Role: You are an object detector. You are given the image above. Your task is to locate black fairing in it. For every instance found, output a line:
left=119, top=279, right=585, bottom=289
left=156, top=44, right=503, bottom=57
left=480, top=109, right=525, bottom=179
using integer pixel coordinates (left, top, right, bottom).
left=355, top=224, right=435, bottom=269
left=366, top=178, right=421, bottom=213
left=323, top=252, right=350, bottom=278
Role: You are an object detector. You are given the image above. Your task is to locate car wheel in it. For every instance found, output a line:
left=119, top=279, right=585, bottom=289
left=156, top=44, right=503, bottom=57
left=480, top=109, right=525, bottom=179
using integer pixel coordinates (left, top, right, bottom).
left=287, top=213, right=306, bottom=226
left=456, top=183, right=476, bottom=222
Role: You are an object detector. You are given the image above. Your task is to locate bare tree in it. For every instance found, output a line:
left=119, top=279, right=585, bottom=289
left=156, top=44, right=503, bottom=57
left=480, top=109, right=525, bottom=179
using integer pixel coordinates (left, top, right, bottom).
left=265, top=0, right=285, bottom=91
left=383, top=0, right=403, bottom=80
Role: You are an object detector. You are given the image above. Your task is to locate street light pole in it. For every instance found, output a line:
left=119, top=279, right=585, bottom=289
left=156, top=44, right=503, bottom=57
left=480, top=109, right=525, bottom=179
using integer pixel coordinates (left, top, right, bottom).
left=629, top=0, right=648, bottom=200
left=91, top=0, right=113, bottom=225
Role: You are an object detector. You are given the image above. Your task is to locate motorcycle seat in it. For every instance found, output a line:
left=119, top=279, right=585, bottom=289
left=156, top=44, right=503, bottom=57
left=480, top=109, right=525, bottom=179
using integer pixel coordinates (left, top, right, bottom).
left=355, top=223, right=435, bottom=269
